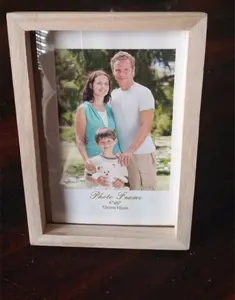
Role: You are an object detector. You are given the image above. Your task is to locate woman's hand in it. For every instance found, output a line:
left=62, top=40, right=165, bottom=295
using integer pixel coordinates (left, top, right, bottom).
left=112, top=179, right=124, bottom=189
left=85, top=159, right=96, bottom=174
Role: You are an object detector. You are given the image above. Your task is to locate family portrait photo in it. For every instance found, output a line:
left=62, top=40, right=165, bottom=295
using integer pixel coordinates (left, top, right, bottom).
left=57, top=49, right=175, bottom=192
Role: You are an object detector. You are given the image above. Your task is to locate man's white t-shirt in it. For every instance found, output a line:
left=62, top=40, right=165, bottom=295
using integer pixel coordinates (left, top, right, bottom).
left=111, top=82, right=156, bottom=154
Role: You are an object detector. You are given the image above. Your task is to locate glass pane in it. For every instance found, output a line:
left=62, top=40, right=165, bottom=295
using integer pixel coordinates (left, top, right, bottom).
left=33, top=30, right=184, bottom=226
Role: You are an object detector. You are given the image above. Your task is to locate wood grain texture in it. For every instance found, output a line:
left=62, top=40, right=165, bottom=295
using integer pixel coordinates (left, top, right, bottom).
left=7, top=11, right=206, bottom=30
left=6, top=17, right=46, bottom=242
left=176, top=16, right=207, bottom=247
left=0, top=0, right=234, bottom=299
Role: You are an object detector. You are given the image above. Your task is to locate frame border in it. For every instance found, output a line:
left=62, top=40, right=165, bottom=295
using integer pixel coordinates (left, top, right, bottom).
left=6, top=12, right=207, bottom=250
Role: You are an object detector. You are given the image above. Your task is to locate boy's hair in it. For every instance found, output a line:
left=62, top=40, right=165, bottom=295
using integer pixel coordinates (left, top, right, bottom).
left=95, top=128, right=116, bottom=143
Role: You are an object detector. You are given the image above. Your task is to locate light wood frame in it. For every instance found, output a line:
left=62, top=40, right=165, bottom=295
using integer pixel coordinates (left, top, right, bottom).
left=6, top=12, right=207, bottom=250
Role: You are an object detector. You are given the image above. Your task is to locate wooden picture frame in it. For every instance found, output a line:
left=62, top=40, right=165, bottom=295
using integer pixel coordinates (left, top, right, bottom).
left=6, top=12, right=207, bottom=250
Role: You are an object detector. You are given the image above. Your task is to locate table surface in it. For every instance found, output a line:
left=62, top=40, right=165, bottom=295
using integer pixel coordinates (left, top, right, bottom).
left=1, top=165, right=234, bottom=299
left=0, top=1, right=234, bottom=299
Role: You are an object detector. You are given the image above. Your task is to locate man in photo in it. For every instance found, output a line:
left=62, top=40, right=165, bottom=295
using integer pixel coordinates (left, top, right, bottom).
left=110, top=51, right=156, bottom=190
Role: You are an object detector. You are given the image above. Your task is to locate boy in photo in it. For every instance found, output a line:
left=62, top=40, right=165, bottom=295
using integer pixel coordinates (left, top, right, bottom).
left=85, top=128, right=129, bottom=189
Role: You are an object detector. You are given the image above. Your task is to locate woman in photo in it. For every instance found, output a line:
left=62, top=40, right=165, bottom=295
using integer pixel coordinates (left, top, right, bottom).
left=75, top=70, right=121, bottom=187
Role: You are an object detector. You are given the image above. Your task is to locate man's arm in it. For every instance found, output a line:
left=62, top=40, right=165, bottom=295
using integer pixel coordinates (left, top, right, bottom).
left=119, top=109, right=154, bottom=166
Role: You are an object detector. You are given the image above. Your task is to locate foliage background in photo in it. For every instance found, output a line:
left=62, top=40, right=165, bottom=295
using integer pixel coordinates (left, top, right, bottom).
left=55, top=49, right=175, bottom=140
